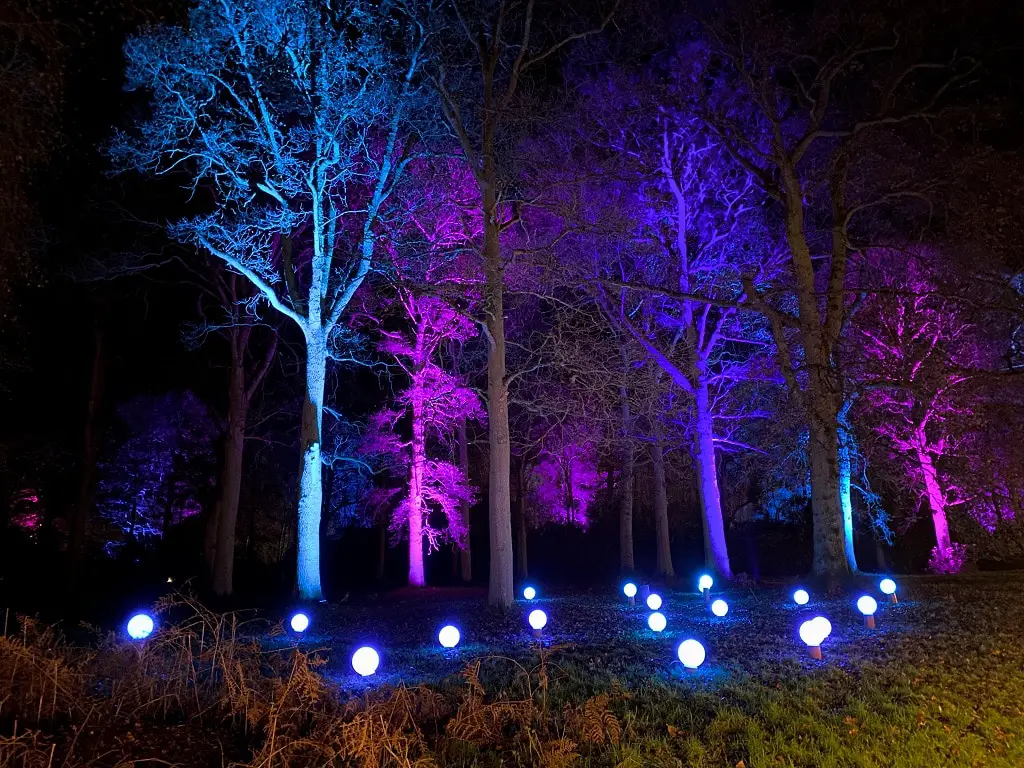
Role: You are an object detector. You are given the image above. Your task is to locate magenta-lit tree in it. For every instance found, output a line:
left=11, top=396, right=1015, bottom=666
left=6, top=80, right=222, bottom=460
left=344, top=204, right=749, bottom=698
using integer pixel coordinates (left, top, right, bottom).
left=365, top=291, right=484, bottom=586
left=853, top=250, right=1005, bottom=572
left=529, top=421, right=602, bottom=530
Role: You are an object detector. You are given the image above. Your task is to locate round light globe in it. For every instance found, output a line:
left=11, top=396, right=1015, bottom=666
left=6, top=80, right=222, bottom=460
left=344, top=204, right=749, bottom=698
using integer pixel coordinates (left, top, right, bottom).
left=528, top=609, right=547, bottom=630
left=523, top=586, right=537, bottom=600
left=856, top=596, right=878, bottom=616
left=879, top=578, right=897, bottom=595
left=623, top=582, right=638, bottom=598
left=647, top=612, right=667, bottom=632
left=677, top=639, right=706, bottom=669
left=711, top=599, right=729, bottom=617
left=793, top=589, right=810, bottom=605
left=438, top=625, right=460, bottom=649
left=698, top=574, right=713, bottom=592
left=351, top=647, right=380, bottom=677
left=126, top=613, right=154, bottom=640
left=799, top=616, right=832, bottom=647
left=290, top=612, right=310, bottom=633
left=646, top=593, right=663, bottom=611
left=811, top=616, right=832, bottom=641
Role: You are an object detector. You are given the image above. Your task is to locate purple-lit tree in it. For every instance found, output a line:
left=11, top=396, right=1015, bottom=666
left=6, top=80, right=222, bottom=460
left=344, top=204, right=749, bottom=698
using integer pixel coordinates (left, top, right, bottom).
left=365, top=291, right=484, bottom=586
left=112, top=0, right=427, bottom=598
left=528, top=420, right=602, bottom=530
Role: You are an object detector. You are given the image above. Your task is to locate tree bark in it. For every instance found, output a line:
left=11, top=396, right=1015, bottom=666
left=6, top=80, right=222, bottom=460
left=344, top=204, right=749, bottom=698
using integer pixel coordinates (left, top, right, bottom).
left=69, top=317, right=105, bottom=582
left=457, top=416, right=472, bottom=582
left=650, top=440, right=674, bottom=577
left=918, top=446, right=952, bottom=556
left=296, top=331, right=327, bottom=600
left=408, top=376, right=427, bottom=586
left=483, top=174, right=514, bottom=607
left=618, top=384, right=635, bottom=572
left=694, top=379, right=732, bottom=578
left=211, top=348, right=247, bottom=597
left=837, top=421, right=858, bottom=573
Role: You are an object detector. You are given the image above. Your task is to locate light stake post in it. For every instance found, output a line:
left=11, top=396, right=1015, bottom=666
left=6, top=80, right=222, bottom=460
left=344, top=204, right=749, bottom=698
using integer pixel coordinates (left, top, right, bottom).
left=857, top=596, right=878, bottom=629
left=528, top=609, right=547, bottom=640
left=799, top=617, right=832, bottom=660
left=623, top=582, right=637, bottom=607
left=880, top=578, right=898, bottom=604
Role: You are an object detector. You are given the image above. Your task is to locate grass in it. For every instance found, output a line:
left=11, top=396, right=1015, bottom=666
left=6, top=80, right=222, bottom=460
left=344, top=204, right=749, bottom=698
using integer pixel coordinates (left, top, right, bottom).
left=2, top=573, right=1023, bottom=767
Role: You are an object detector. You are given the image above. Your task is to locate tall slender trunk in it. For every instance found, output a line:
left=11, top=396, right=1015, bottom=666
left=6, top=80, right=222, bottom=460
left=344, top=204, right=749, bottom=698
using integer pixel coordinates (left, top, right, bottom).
left=918, top=445, right=951, bottom=555
left=618, top=385, right=635, bottom=572
left=212, top=348, right=247, bottom=597
left=296, top=332, right=327, bottom=600
left=694, top=379, right=731, bottom=578
left=69, top=318, right=105, bottom=583
left=457, top=416, right=472, bottom=582
left=650, top=440, right=673, bottom=577
left=408, top=379, right=427, bottom=587
left=781, top=167, right=852, bottom=578
left=482, top=174, right=514, bottom=607
left=515, top=458, right=528, bottom=579
left=837, top=421, right=858, bottom=573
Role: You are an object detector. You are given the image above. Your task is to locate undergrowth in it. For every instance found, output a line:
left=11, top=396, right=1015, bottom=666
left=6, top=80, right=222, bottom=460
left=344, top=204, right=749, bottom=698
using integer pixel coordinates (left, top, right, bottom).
left=2, top=576, right=1024, bottom=768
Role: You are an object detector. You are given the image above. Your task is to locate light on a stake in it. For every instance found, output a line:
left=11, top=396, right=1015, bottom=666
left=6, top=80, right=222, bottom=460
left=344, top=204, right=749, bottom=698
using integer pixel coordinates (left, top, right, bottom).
left=711, top=599, right=729, bottom=617
left=623, top=582, right=637, bottom=606
left=351, top=647, right=380, bottom=677
left=646, top=593, right=663, bottom=611
left=799, top=617, right=832, bottom=659
left=879, top=578, right=898, bottom=603
left=647, top=612, right=667, bottom=632
left=677, top=639, right=706, bottom=670
left=793, top=589, right=810, bottom=605
left=857, top=595, right=879, bottom=629
left=290, top=612, right=310, bottom=633
left=438, top=625, right=461, bottom=649
left=126, top=613, right=154, bottom=640
left=528, top=610, right=547, bottom=638
left=523, top=586, right=537, bottom=600
left=698, top=574, right=713, bottom=592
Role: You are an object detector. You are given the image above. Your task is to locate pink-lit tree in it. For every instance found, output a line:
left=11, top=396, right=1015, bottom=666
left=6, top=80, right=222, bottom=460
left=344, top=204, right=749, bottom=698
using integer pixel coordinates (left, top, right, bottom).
left=528, top=420, right=603, bottom=530
left=853, top=251, right=1002, bottom=572
left=365, top=290, right=484, bottom=586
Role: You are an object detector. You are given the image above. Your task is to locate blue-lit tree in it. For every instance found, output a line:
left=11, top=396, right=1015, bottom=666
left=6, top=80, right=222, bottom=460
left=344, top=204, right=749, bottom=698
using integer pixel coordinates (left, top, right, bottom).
left=112, top=0, right=427, bottom=598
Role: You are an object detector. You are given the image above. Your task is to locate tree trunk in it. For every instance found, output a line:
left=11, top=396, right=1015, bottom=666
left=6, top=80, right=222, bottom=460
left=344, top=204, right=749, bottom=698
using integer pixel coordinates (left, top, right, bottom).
left=694, top=379, right=732, bottom=578
left=211, top=349, right=247, bottom=597
left=482, top=176, right=514, bottom=608
left=918, top=447, right=952, bottom=556
left=69, top=318, right=105, bottom=583
left=837, top=422, right=858, bottom=573
left=296, top=332, right=327, bottom=600
left=457, top=416, right=472, bottom=582
left=408, top=379, right=427, bottom=587
left=515, top=459, right=528, bottom=579
left=650, top=441, right=674, bottom=578
left=618, top=385, right=635, bottom=572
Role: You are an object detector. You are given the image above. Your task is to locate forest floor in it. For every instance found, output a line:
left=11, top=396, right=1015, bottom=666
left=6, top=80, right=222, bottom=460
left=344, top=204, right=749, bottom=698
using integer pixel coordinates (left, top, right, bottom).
left=2, top=572, right=1023, bottom=767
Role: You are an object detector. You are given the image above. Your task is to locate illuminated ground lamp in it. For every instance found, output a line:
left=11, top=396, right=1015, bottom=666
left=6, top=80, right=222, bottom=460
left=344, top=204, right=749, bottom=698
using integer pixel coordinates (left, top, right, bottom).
left=438, top=625, right=461, bottom=649
left=857, top=596, right=879, bottom=629
left=646, top=592, right=663, bottom=611
left=711, top=599, right=729, bottom=617
left=677, top=639, right=706, bottom=671
left=880, top=578, right=898, bottom=604
left=289, top=612, right=310, bottom=634
left=126, top=613, right=155, bottom=640
left=793, top=589, right=810, bottom=606
left=352, top=647, right=380, bottom=677
left=698, top=574, right=713, bottom=604
left=623, top=582, right=638, bottom=607
left=647, top=612, right=667, bottom=632
left=523, top=586, right=537, bottom=601
left=799, top=617, right=832, bottom=660
left=528, top=609, right=548, bottom=639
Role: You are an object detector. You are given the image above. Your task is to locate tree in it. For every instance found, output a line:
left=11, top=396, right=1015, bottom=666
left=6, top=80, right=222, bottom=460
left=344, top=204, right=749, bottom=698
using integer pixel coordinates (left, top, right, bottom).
left=428, top=0, right=615, bottom=607
left=113, top=0, right=427, bottom=598
left=365, top=291, right=484, bottom=586
left=696, top=4, right=977, bottom=578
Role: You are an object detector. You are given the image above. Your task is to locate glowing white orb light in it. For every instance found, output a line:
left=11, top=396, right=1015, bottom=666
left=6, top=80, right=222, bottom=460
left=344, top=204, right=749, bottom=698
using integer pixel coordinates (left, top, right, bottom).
left=523, top=586, right=537, bottom=601
left=647, top=612, right=667, bottom=632
left=793, top=589, right=810, bottom=606
left=126, top=613, right=154, bottom=640
left=698, top=574, right=713, bottom=592
left=646, top=593, right=663, bottom=611
left=438, top=625, right=461, bottom=649
left=799, top=616, right=832, bottom=659
left=290, top=612, right=310, bottom=633
left=879, top=578, right=898, bottom=603
left=857, top=595, right=878, bottom=616
left=528, top=609, right=548, bottom=631
left=857, top=595, right=879, bottom=629
left=351, top=646, right=380, bottom=677
left=623, top=582, right=637, bottom=598
left=711, top=599, right=729, bottom=617
left=677, top=639, right=706, bottom=670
